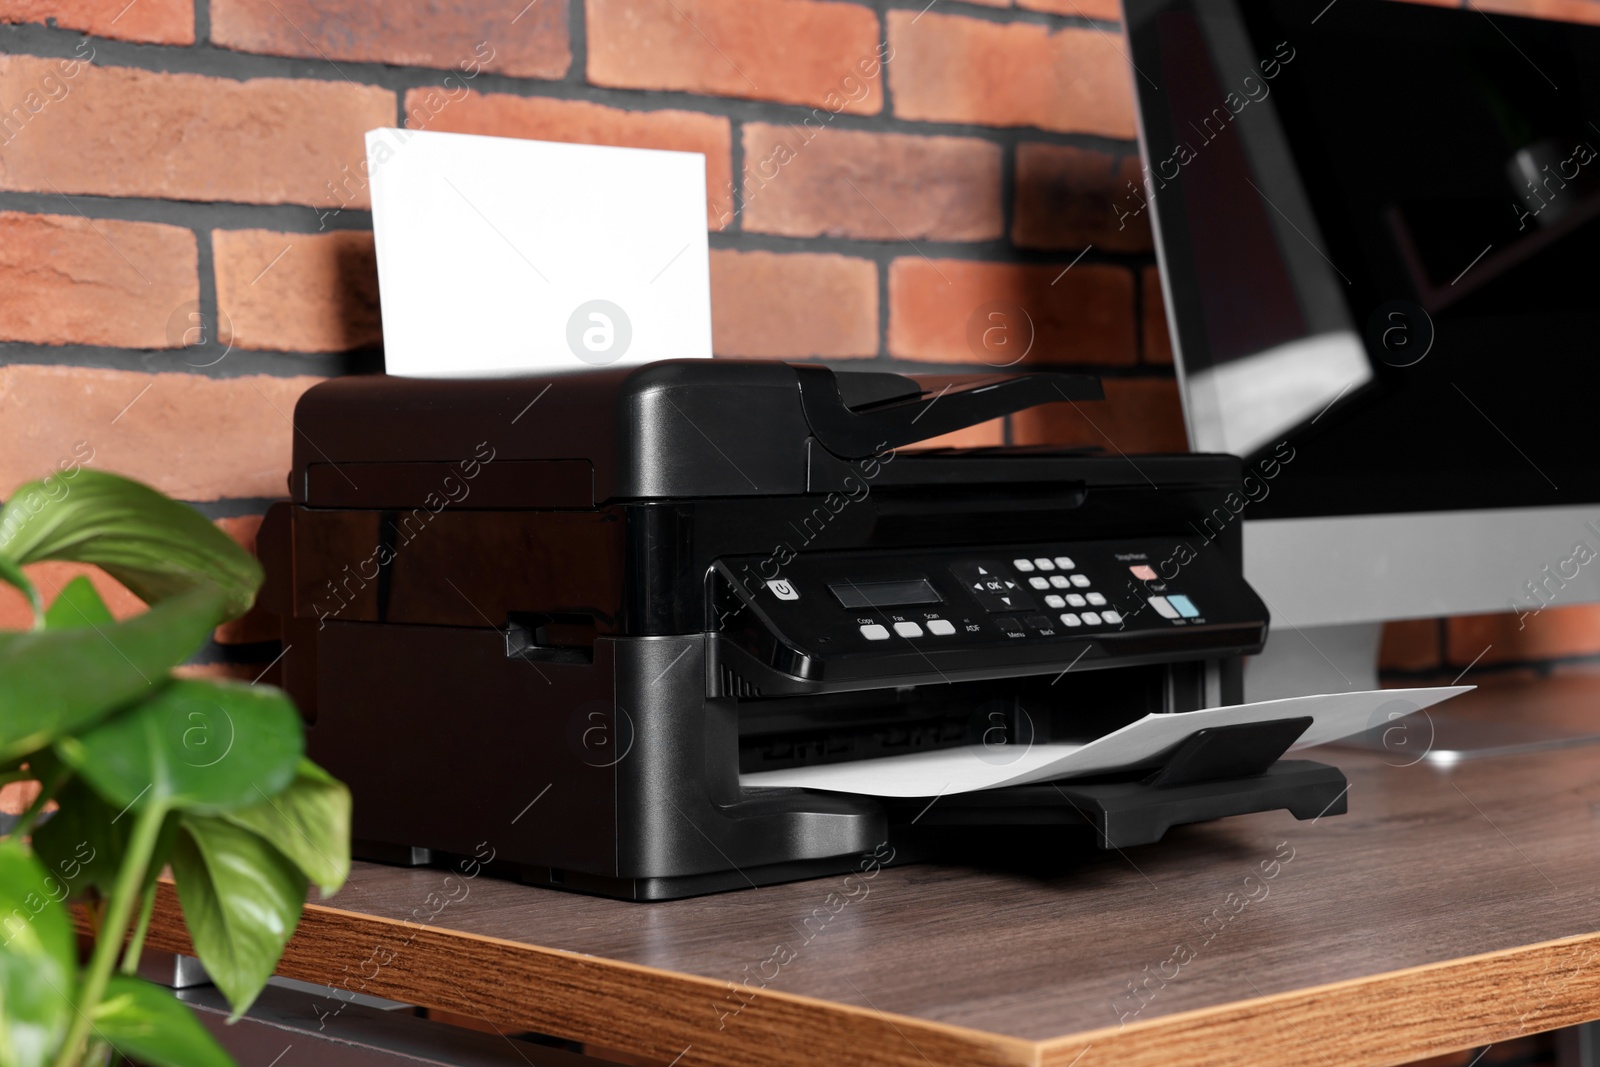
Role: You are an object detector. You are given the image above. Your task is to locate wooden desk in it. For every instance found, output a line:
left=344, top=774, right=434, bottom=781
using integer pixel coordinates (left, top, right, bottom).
left=144, top=673, right=1600, bottom=1067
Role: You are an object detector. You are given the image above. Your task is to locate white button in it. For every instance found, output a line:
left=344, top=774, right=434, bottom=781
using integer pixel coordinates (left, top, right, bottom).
left=1081, top=612, right=1102, bottom=625
left=1054, top=556, right=1075, bottom=570
left=927, top=619, right=956, bottom=636
left=893, top=621, right=924, bottom=638
left=1049, top=575, right=1071, bottom=589
left=1027, top=576, right=1050, bottom=590
left=1148, top=596, right=1180, bottom=619
left=860, top=624, right=890, bottom=640
left=768, top=579, right=799, bottom=600
left=1101, top=610, right=1122, bottom=624
left=1012, top=558, right=1034, bottom=572
left=1032, top=557, right=1055, bottom=571
left=1065, top=594, right=1087, bottom=607
left=1086, top=592, right=1107, bottom=606
left=1058, top=613, right=1083, bottom=627
left=1070, top=574, right=1091, bottom=588
left=1044, top=595, right=1065, bottom=608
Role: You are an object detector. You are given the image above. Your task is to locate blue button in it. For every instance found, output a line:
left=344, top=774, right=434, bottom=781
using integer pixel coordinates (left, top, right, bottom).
left=1167, top=595, right=1200, bottom=618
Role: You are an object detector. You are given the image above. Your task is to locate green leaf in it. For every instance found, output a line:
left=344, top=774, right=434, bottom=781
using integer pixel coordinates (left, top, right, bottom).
left=171, top=816, right=306, bottom=1016
left=0, top=470, right=261, bottom=620
left=56, top=678, right=304, bottom=816
left=92, top=976, right=235, bottom=1067
left=31, top=777, right=181, bottom=901
left=29, top=777, right=126, bottom=899
left=42, top=575, right=113, bottom=631
left=221, top=759, right=350, bottom=896
left=0, top=840, right=75, bottom=1067
left=0, top=583, right=228, bottom=763
left=0, top=557, right=41, bottom=627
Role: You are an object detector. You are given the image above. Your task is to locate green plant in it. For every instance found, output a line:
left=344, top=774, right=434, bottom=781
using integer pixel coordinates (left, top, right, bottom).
left=0, top=469, right=351, bottom=1067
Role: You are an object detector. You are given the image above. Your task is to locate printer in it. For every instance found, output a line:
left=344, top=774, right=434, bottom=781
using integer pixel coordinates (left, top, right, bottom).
left=258, top=360, right=1347, bottom=900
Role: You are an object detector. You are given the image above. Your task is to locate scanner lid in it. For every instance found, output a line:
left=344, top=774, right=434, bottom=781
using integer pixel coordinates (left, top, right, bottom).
left=287, top=361, right=1228, bottom=506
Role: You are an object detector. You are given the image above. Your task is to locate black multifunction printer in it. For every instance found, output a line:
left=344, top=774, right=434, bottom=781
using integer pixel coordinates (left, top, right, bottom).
left=259, top=360, right=1346, bottom=900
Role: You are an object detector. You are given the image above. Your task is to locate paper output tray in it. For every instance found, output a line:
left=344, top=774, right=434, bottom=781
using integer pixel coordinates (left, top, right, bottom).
left=886, top=716, right=1349, bottom=848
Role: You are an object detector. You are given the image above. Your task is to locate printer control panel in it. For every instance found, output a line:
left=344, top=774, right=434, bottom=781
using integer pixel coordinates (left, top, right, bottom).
left=710, top=535, right=1268, bottom=691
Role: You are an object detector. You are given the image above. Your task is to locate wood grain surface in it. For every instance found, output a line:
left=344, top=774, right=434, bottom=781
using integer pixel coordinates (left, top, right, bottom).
left=141, top=672, right=1600, bottom=1067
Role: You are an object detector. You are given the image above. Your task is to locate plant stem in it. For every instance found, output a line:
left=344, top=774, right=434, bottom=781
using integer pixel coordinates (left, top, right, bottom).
left=118, top=881, right=158, bottom=976
left=8, top=765, right=69, bottom=840
left=50, top=800, right=167, bottom=1067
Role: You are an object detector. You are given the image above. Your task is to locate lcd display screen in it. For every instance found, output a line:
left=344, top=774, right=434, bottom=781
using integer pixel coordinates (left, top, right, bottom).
left=829, top=579, right=943, bottom=610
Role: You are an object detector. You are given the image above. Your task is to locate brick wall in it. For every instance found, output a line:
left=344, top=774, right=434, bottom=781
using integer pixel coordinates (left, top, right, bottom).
left=2, top=1, right=1600, bottom=678
left=2, top=3, right=1598, bottom=1062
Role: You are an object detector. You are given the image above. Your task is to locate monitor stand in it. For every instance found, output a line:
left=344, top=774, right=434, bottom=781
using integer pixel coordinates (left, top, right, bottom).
left=1244, top=620, right=1600, bottom=763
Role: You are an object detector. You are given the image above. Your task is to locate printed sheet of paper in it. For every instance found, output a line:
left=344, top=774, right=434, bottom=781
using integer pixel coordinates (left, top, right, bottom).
left=366, top=128, right=713, bottom=377
left=741, top=687, right=1471, bottom=798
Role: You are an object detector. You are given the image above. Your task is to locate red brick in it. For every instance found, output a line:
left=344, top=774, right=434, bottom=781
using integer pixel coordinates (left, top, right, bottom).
left=0, top=365, right=320, bottom=502
left=1378, top=618, right=1442, bottom=673
left=213, top=230, right=380, bottom=354
left=1016, top=0, right=1122, bottom=17
left=211, top=0, right=570, bottom=78
left=0, top=212, right=197, bottom=349
left=741, top=124, right=1002, bottom=242
left=587, top=0, right=884, bottom=112
left=1011, top=377, right=1186, bottom=454
left=174, top=663, right=261, bottom=682
left=1467, top=0, right=1600, bottom=23
left=407, top=90, right=733, bottom=230
left=887, top=258, right=1135, bottom=366
left=0, top=781, right=37, bottom=816
left=907, top=0, right=1120, bottom=12
left=1447, top=604, right=1600, bottom=667
left=1013, top=143, right=1150, bottom=252
left=213, top=515, right=280, bottom=644
left=709, top=250, right=876, bottom=358
left=1141, top=266, right=1173, bottom=365
left=888, top=11, right=1133, bottom=137
left=0, top=57, right=394, bottom=208
left=903, top=418, right=1005, bottom=451
left=1, top=0, right=192, bottom=43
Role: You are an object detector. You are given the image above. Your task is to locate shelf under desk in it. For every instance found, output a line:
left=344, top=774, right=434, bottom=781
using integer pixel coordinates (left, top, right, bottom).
left=141, top=671, right=1600, bottom=1067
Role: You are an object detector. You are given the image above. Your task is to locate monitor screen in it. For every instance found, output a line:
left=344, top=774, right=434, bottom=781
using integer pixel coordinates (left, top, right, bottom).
left=1125, top=0, right=1600, bottom=518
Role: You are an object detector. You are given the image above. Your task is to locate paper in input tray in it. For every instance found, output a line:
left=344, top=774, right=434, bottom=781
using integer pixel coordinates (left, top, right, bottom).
left=740, top=687, right=1471, bottom=798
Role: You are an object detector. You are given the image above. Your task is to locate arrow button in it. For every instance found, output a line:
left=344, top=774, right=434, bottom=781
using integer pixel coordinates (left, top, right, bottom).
left=950, top=561, right=1039, bottom=613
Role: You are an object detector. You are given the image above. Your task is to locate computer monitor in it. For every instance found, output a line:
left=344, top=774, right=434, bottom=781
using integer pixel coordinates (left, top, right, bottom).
left=1123, top=0, right=1600, bottom=706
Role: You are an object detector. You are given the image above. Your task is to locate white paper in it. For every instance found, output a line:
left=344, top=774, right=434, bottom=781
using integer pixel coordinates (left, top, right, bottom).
left=365, top=128, right=713, bottom=377
left=740, top=686, right=1471, bottom=798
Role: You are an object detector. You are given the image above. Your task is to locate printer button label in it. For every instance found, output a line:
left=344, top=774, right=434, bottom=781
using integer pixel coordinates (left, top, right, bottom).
left=768, top=579, right=799, bottom=601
